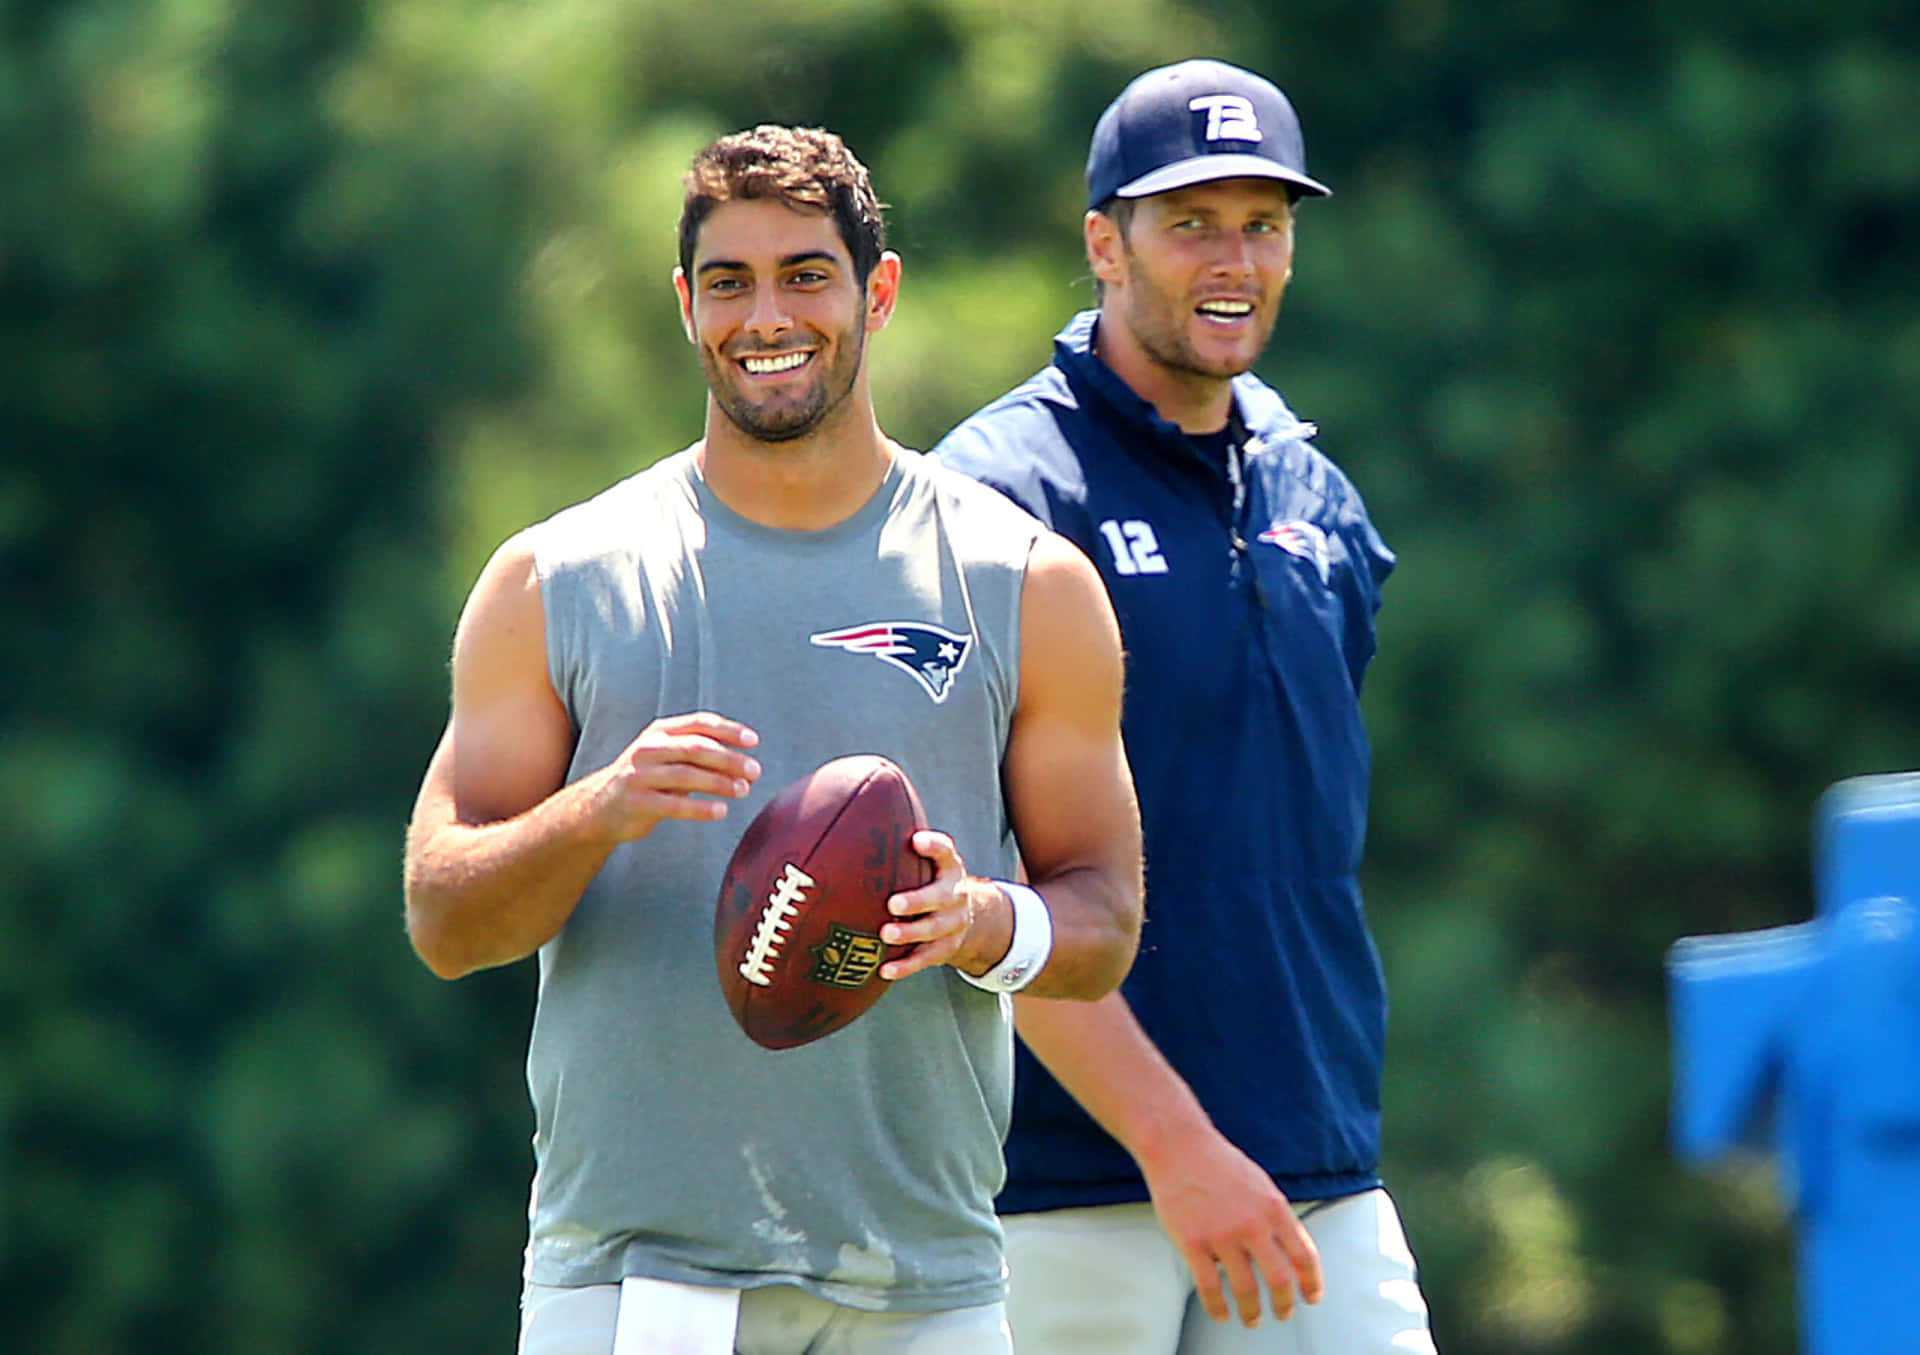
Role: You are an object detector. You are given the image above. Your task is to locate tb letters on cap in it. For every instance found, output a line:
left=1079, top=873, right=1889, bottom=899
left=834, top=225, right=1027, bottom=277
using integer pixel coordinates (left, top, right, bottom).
left=1188, top=94, right=1261, bottom=142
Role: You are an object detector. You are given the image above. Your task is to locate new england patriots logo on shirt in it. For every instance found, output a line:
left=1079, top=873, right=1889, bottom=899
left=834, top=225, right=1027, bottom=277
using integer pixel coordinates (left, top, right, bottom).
left=809, top=622, right=973, bottom=703
left=1256, top=520, right=1333, bottom=584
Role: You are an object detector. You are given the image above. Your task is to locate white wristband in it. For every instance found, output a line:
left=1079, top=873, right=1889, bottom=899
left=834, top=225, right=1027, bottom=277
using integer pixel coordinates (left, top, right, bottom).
left=959, top=881, right=1053, bottom=994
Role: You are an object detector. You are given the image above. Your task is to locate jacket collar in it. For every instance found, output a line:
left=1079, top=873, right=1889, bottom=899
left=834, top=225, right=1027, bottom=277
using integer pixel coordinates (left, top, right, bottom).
left=1051, top=309, right=1315, bottom=455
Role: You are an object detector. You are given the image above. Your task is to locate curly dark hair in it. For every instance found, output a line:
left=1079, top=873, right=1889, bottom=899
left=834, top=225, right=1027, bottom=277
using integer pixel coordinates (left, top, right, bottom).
left=678, top=125, right=887, bottom=286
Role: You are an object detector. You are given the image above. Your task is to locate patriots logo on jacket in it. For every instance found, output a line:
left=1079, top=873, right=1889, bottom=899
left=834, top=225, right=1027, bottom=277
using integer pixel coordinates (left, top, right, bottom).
left=809, top=622, right=973, bottom=703
left=1256, top=519, right=1333, bottom=584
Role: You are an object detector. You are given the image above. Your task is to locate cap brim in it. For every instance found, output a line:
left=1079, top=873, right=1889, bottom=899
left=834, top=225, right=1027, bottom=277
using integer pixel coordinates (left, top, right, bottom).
left=1116, top=154, right=1331, bottom=200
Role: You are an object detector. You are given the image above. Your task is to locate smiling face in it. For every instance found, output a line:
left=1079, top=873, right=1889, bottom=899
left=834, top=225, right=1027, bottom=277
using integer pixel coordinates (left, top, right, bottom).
left=675, top=197, right=895, bottom=445
left=1087, top=177, right=1296, bottom=428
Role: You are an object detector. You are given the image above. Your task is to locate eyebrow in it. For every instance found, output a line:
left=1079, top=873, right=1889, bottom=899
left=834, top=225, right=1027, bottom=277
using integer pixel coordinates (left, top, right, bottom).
left=695, top=250, right=842, bottom=278
left=1159, top=188, right=1292, bottom=213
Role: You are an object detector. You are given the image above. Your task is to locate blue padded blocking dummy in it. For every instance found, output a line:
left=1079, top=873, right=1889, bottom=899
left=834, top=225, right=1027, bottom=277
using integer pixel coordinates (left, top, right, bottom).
left=1668, top=773, right=1920, bottom=1355
left=1667, top=922, right=1816, bottom=1163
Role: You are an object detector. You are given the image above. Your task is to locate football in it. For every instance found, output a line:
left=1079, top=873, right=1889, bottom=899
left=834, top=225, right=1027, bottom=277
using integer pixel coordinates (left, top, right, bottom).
left=714, top=754, right=933, bottom=1050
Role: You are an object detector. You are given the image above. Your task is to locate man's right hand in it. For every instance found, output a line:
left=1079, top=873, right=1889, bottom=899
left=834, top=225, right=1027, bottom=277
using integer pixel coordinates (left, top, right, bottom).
left=586, top=712, right=762, bottom=840
left=1141, top=1123, right=1325, bottom=1327
left=1012, top=991, right=1326, bottom=1326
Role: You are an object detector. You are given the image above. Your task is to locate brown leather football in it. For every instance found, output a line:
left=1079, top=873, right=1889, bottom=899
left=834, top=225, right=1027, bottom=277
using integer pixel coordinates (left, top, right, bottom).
left=714, top=754, right=933, bottom=1050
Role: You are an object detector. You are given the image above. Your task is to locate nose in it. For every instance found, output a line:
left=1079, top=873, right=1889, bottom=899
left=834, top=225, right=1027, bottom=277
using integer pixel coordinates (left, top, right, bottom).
left=1209, top=232, right=1257, bottom=279
left=744, top=285, right=793, bottom=342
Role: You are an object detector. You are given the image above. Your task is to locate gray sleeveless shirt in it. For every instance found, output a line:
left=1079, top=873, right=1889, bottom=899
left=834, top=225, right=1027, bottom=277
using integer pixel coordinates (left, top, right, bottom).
left=522, top=447, right=1040, bottom=1312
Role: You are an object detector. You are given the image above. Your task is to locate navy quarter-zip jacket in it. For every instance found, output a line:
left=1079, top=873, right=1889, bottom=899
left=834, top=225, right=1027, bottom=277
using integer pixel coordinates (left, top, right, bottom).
left=935, top=310, right=1396, bottom=1211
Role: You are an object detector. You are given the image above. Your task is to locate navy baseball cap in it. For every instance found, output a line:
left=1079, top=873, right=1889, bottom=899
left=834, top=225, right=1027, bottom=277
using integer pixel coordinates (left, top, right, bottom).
left=1086, top=59, right=1331, bottom=210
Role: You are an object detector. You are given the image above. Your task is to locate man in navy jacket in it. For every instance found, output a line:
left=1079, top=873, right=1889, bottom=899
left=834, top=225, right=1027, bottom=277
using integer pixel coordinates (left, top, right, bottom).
left=935, top=60, right=1435, bottom=1353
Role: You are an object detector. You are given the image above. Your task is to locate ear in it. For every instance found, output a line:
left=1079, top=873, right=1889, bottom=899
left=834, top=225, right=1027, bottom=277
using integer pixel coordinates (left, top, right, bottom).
left=672, top=266, right=697, bottom=343
left=863, top=251, right=902, bottom=333
left=1084, top=209, right=1126, bottom=290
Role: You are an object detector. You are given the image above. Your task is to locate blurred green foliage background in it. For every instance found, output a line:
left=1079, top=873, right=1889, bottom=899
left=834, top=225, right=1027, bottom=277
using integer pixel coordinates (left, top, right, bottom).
left=4, top=0, right=1917, bottom=1350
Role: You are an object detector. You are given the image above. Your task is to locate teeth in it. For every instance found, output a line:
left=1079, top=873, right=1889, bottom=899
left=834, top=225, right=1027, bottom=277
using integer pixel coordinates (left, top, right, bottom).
left=1198, top=300, right=1254, bottom=317
left=743, top=351, right=810, bottom=374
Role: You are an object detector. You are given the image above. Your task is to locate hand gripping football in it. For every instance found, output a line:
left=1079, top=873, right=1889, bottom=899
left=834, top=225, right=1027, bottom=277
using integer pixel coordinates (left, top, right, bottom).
left=714, top=754, right=934, bottom=1050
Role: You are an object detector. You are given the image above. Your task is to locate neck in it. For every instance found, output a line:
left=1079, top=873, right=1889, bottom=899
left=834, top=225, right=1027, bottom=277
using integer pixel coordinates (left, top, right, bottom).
left=1093, top=312, right=1236, bottom=434
left=696, top=393, right=895, bottom=531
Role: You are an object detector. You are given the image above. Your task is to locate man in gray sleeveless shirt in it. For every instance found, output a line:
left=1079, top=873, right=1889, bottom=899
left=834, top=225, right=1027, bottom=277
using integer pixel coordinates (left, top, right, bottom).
left=404, top=126, right=1144, bottom=1355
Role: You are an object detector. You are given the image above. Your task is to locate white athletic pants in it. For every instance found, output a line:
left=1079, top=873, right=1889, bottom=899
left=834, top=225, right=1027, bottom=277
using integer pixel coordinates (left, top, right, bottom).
left=518, top=1279, right=1011, bottom=1355
left=1003, top=1188, right=1435, bottom=1354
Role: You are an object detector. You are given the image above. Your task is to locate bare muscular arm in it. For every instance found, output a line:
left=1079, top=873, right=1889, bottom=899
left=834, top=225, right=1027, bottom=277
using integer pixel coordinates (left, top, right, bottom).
left=402, top=535, right=761, bottom=979
left=880, top=530, right=1143, bottom=998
